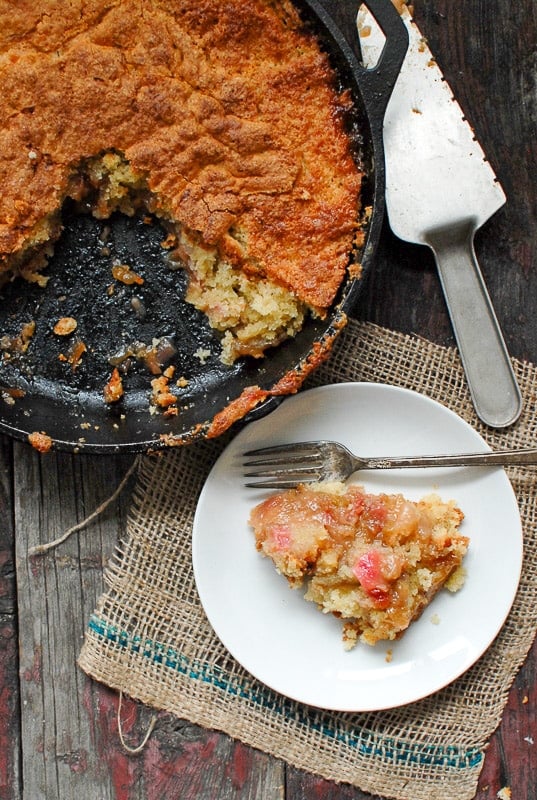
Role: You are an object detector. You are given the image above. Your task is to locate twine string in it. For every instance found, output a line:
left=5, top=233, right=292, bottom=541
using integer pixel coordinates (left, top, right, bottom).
left=28, top=455, right=142, bottom=556
left=117, top=690, right=158, bottom=755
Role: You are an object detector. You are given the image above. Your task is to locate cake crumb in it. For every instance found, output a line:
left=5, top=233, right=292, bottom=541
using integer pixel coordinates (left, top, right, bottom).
left=1, top=387, right=24, bottom=404
left=67, top=339, right=87, bottom=370
left=103, top=368, right=124, bottom=404
left=53, top=317, right=77, bottom=336
left=497, top=787, right=511, bottom=800
left=112, top=263, right=144, bottom=285
left=391, top=0, right=412, bottom=13
left=150, top=375, right=177, bottom=412
left=194, top=347, right=211, bottom=364
left=161, top=232, right=177, bottom=249
left=385, top=649, right=393, bottom=663
left=0, top=320, right=36, bottom=353
left=430, top=613, right=441, bottom=625
left=342, top=623, right=358, bottom=651
left=28, top=431, right=53, bottom=453
left=445, top=565, right=466, bottom=592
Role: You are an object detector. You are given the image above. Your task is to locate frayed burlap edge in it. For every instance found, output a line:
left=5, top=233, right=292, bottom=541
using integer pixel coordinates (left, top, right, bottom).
left=79, top=320, right=537, bottom=800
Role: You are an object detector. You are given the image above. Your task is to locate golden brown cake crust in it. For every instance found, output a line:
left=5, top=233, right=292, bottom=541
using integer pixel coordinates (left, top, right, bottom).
left=0, top=0, right=362, bottom=309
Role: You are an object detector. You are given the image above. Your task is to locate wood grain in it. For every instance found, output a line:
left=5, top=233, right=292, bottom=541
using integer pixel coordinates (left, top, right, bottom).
left=13, top=448, right=133, bottom=798
left=1, top=0, right=535, bottom=798
left=0, top=437, right=20, bottom=799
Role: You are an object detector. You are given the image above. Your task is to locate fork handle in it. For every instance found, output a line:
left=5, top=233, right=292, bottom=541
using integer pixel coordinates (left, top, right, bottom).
left=360, top=447, right=537, bottom=470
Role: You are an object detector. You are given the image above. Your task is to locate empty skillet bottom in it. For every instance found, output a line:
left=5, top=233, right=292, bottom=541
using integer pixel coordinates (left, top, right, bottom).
left=0, top=203, right=226, bottom=420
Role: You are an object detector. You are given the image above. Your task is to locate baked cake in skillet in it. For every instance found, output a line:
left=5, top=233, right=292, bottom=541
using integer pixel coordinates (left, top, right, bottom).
left=0, top=0, right=363, bottom=364
left=250, top=482, right=468, bottom=649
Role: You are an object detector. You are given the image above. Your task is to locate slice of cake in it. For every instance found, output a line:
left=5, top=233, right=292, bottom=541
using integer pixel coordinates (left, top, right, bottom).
left=249, top=482, right=468, bottom=649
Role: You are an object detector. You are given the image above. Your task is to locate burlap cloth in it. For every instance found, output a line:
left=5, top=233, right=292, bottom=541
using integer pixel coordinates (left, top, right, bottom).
left=78, top=320, right=537, bottom=800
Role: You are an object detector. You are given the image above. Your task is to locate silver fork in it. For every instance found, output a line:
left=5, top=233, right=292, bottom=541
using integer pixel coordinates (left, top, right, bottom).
left=243, top=440, right=537, bottom=488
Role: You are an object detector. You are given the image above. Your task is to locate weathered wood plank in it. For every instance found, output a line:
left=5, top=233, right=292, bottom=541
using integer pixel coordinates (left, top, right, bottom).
left=0, top=613, right=20, bottom=799
left=0, top=436, right=21, bottom=799
left=476, top=638, right=537, bottom=799
left=80, top=682, right=286, bottom=799
left=13, top=445, right=134, bottom=798
left=286, top=769, right=382, bottom=800
left=0, top=435, right=15, bottom=617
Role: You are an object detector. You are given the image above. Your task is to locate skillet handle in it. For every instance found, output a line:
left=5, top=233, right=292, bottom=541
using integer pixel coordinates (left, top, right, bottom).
left=319, top=0, right=408, bottom=123
left=355, top=0, right=409, bottom=119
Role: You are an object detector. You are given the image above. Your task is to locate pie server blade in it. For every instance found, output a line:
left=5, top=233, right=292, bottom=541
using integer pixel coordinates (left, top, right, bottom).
left=357, top=4, right=522, bottom=428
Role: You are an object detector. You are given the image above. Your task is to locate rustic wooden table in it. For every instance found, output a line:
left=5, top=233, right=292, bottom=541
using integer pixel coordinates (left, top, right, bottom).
left=1, top=0, right=535, bottom=798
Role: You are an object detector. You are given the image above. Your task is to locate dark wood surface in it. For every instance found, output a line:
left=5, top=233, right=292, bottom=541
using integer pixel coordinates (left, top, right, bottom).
left=1, top=1, right=536, bottom=798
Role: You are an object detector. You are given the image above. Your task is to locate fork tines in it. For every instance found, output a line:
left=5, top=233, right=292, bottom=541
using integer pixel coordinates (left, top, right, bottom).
left=243, top=441, right=325, bottom=488
left=243, top=441, right=323, bottom=457
left=243, top=441, right=323, bottom=468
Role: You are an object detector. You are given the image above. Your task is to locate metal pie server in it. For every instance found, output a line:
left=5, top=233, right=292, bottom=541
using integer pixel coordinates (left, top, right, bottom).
left=357, top=5, right=522, bottom=428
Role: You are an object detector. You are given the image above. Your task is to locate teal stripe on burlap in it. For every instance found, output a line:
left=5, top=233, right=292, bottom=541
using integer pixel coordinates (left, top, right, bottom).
left=87, top=613, right=482, bottom=771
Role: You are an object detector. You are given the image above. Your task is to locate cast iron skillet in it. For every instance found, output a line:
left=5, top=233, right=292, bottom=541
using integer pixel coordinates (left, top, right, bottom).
left=0, top=0, right=408, bottom=453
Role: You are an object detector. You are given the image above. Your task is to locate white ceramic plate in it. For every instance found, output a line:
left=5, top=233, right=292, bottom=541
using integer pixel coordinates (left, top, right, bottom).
left=192, top=383, right=523, bottom=711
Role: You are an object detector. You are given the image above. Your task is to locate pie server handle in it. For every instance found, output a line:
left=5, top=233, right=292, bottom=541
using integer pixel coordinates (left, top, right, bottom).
left=427, top=221, right=522, bottom=428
